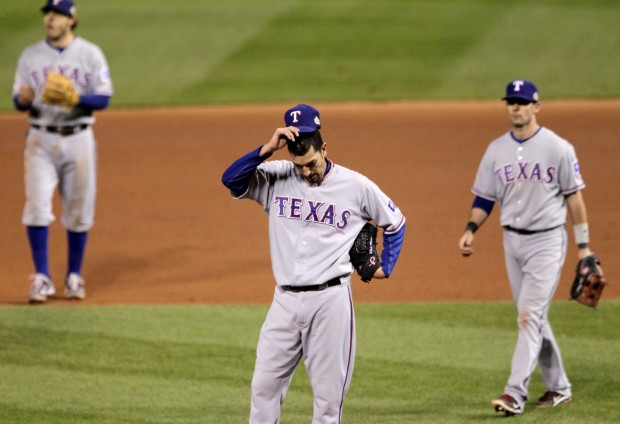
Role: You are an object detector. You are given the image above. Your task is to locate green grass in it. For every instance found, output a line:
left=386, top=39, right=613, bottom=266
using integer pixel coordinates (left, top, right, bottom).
left=2, top=0, right=620, bottom=110
left=1, top=301, right=619, bottom=423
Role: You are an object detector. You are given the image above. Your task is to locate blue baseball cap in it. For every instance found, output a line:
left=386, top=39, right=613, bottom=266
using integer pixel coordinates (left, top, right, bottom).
left=502, top=80, right=540, bottom=103
left=41, top=0, right=77, bottom=18
left=284, top=104, right=321, bottom=133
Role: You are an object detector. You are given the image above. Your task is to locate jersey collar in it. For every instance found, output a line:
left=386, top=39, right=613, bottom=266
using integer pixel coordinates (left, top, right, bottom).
left=510, top=126, right=543, bottom=144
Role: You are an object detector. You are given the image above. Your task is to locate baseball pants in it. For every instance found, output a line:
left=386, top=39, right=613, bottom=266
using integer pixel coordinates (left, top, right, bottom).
left=250, top=283, right=355, bottom=424
left=502, top=227, right=572, bottom=407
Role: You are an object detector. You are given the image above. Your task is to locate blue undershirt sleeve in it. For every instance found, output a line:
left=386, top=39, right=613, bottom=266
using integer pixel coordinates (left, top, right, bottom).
left=381, top=223, right=406, bottom=278
left=222, top=146, right=272, bottom=197
left=472, top=196, right=495, bottom=215
left=13, top=94, right=110, bottom=111
left=77, top=94, right=110, bottom=110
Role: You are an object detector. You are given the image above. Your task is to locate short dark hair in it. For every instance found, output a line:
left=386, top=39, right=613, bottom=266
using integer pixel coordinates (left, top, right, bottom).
left=287, top=130, right=323, bottom=156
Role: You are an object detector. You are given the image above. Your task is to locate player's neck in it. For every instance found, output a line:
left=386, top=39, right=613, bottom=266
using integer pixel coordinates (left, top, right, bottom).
left=512, top=121, right=540, bottom=141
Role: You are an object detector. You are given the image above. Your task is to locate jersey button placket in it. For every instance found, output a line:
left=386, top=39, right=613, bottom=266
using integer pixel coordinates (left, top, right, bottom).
left=516, top=144, right=524, bottom=223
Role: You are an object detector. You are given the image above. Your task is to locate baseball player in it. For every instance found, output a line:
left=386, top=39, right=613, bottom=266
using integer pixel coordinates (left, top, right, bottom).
left=13, top=0, right=113, bottom=303
left=458, top=80, right=594, bottom=416
left=222, top=104, right=406, bottom=423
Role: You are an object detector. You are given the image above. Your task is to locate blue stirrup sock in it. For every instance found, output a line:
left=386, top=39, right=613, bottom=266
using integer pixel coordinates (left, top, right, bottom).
left=27, top=226, right=50, bottom=277
left=67, top=231, right=88, bottom=276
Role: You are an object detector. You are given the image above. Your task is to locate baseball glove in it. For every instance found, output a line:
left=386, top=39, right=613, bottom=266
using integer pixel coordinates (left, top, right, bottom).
left=570, top=253, right=607, bottom=308
left=41, top=71, right=79, bottom=107
left=349, top=222, right=382, bottom=283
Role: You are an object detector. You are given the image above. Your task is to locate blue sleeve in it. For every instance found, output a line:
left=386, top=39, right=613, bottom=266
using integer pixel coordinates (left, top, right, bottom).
left=12, top=94, right=110, bottom=111
left=381, top=223, right=406, bottom=278
left=77, top=94, right=110, bottom=110
left=13, top=95, right=31, bottom=111
left=472, top=195, right=495, bottom=215
left=222, top=146, right=272, bottom=197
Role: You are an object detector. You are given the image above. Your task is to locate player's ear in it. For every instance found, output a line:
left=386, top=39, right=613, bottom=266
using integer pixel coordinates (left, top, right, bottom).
left=321, top=142, right=327, bottom=156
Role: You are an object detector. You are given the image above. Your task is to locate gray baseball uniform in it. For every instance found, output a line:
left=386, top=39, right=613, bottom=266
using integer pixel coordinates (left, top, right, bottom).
left=472, top=125, right=582, bottom=407
left=244, top=159, right=404, bottom=423
left=14, top=1, right=113, bottom=303
left=14, top=36, right=113, bottom=231
left=223, top=105, right=406, bottom=423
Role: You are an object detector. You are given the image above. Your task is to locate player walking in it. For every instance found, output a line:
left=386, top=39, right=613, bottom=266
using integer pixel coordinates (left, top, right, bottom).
left=458, top=80, right=594, bottom=416
left=13, top=0, right=113, bottom=303
left=222, top=104, right=406, bottom=423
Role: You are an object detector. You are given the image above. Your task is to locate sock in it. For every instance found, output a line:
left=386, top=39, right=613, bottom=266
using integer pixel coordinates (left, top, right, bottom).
left=67, top=231, right=88, bottom=276
left=27, top=226, right=50, bottom=277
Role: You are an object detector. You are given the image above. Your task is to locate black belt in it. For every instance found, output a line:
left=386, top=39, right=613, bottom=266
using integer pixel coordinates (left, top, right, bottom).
left=280, top=276, right=342, bottom=292
left=32, top=124, right=88, bottom=136
left=503, top=225, right=561, bottom=235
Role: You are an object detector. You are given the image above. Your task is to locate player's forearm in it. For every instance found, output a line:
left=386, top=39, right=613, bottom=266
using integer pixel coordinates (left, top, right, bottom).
left=565, top=191, right=588, bottom=225
left=380, top=223, right=406, bottom=278
left=465, top=207, right=489, bottom=232
left=565, top=191, right=592, bottom=257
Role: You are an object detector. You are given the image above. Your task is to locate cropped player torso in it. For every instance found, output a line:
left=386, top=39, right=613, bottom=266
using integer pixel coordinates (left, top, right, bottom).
left=243, top=159, right=404, bottom=286
left=473, top=127, right=584, bottom=231
left=14, top=37, right=112, bottom=126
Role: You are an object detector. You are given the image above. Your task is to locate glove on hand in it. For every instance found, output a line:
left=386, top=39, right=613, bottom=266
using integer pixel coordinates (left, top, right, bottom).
left=570, top=253, right=607, bottom=308
left=41, top=71, right=79, bottom=107
left=349, top=222, right=382, bottom=282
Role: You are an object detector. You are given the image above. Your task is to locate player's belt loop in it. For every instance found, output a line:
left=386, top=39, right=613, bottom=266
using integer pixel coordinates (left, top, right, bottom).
left=502, top=225, right=561, bottom=235
left=280, top=276, right=342, bottom=292
left=31, top=124, right=88, bottom=136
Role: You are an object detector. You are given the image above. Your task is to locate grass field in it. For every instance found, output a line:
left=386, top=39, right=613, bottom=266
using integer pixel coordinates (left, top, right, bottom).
left=1, top=301, right=619, bottom=423
left=1, top=0, right=620, bottom=110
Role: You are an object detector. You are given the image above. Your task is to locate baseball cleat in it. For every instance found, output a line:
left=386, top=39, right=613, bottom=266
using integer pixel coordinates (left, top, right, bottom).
left=28, top=273, right=56, bottom=304
left=492, top=394, right=522, bottom=416
left=65, top=273, right=86, bottom=300
left=536, top=391, right=572, bottom=408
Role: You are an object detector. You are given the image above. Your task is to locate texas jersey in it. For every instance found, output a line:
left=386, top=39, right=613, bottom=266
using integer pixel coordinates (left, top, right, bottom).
left=13, top=37, right=113, bottom=126
left=472, top=127, right=585, bottom=231
left=239, top=160, right=406, bottom=286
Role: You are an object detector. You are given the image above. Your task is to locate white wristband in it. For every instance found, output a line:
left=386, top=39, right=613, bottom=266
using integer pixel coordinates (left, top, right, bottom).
left=573, top=223, right=589, bottom=245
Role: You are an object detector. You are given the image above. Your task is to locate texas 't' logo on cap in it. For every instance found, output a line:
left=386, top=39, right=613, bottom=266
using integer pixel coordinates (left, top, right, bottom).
left=502, top=80, right=540, bottom=103
left=284, top=104, right=321, bottom=133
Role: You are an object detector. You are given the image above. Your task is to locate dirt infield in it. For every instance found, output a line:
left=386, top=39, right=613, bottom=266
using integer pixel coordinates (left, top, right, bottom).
left=1, top=101, right=618, bottom=305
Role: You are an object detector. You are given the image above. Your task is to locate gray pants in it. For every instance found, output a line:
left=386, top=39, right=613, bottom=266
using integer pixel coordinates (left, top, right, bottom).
left=250, top=283, right=356, bottom=424
left=502, top=227, right=572, bottom=409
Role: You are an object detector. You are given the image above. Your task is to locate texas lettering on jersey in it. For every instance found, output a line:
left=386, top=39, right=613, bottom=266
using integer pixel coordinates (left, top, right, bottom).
left=494, top=160, right=559, bottom=185
left=274, top=195, right=351, bottom=229
left=29, top=65, right=93, bottom=89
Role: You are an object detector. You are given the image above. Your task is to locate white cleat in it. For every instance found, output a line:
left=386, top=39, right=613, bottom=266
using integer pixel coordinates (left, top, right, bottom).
left=65, top=273, right=86, bottom=300
left=28, top=273, right=56, bottom=304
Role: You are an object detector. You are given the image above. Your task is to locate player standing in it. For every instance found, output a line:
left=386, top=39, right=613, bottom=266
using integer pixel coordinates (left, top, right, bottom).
left=13, top=0, right=113, bottom=303
left=458, top=80, right=594, bottom=415
left=222, top=104, right=406, bottom=423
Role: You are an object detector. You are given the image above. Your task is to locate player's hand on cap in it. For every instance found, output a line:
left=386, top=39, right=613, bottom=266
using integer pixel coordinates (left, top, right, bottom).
left=261, top=126, right=300, bottom=156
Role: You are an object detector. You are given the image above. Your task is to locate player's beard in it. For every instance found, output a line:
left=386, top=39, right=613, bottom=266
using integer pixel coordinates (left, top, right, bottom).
left=45, top=21, right=72, bottom=44
left=305, top=157, right=327, bottom=185
left=305, top=175, right=322, bottom=185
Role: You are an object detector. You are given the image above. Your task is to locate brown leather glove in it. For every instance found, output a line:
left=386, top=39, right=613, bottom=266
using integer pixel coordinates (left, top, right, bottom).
left=41, top=71, right=79, bottom=107
left=570, top=253, right=607, bottom=307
